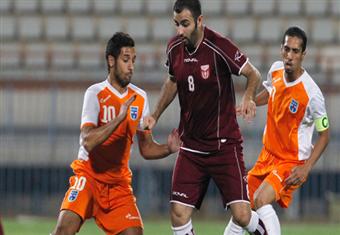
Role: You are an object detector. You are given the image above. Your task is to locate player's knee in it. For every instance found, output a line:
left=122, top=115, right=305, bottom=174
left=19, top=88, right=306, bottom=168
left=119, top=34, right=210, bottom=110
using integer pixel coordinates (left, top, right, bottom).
left=170, top=209, right=190, bottom=225
left=170, top=204, right=192, bottom=226
left=253, top=194, right=269, bottom=209
left=232, top=209, right=251, bottom=227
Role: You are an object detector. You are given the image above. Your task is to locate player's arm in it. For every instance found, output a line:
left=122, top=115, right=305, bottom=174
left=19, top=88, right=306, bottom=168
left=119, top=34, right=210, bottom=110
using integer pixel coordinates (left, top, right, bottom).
left=81, top=95, right=136, bottom=152
left=255, top=88, right=270, bottom=106
left=137, top=128, right=180, bottom=160
left=143, top=76, right=177, bottom=129
left=239, top=61, right=261, bottom=121
left=285, top=119, right=330, bottom=188
left=305, top=128, right=330, bottom=169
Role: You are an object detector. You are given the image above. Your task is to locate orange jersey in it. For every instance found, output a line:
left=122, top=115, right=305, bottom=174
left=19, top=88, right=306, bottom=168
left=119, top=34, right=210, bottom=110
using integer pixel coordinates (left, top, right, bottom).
left=262, top=61, right=328, bottom=161
left=72, top=78, right=150, bottom=184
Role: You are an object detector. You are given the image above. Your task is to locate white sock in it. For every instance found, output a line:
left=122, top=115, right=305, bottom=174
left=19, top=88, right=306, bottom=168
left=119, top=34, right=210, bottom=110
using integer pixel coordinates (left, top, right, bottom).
left=257, top=205, right=281, bottom=235
left=245, top=211, right=266, bottom=235
left=245, top=211, right=259, bottom=232
left=171, top=219, right=195, bottom=235
left=224, top=217, right=245, bottom=235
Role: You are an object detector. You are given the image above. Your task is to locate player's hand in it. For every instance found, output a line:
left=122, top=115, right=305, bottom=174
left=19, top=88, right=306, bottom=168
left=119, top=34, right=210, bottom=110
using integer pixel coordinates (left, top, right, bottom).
left=239, top=96, right=256, bottom=122
left=167, top=128, right=181, bottom=153
left=143, top=115, right=157, bottom=130
left=284, top=165, right=310, bottom=189
left=117, top=94, right=137, bottom=121
left=235, top=105, right=242, bottom=116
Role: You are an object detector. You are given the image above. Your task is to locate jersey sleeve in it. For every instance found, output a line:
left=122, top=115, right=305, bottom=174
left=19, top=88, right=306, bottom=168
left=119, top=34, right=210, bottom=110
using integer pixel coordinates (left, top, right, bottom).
left=80, top=88, right=100, bottom=128
left=263, top=61, right=282, bottom=93
left=137, top=93, right=150, bottom=130
left=263, top=69, right=273, bottom=94
left=310, top=89, right=329, bottom=132
left=165, top=46, right=174, bottom=78
left=217, top=37, right=248, bottom=75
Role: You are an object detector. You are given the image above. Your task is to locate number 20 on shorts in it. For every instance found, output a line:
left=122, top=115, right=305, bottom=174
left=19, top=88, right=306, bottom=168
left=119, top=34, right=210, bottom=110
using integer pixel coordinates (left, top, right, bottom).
left=70, top=176, right=87, bottom=191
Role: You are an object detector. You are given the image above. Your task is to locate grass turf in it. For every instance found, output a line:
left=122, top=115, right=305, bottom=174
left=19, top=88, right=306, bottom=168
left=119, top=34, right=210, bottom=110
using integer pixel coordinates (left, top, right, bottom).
left=2, top=217, right=340, bottom=235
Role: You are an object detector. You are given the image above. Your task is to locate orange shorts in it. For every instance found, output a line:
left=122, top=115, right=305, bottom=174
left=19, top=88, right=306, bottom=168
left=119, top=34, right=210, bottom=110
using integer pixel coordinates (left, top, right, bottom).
left=60, top=173, right=143, bottom=235
left=247, top=148, right=305, bottom=208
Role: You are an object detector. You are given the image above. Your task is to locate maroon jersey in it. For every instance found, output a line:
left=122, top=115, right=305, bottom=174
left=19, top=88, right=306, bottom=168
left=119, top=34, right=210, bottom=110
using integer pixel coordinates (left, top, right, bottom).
left=166, top=26, right=248, bottom=152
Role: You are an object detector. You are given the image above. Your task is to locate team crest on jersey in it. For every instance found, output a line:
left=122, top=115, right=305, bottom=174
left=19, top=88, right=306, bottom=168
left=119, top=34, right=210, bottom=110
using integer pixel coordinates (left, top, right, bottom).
left=130, top=106, right=138, bottom=120
left=68, top=190, right=78, bottom=202
left=200, top=64, right=210, bottom=79
left=289, top=99, right=299, bottom=114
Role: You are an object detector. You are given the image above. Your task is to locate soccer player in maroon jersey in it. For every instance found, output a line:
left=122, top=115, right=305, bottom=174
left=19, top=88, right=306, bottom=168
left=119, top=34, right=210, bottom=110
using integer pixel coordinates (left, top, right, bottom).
left=143, top=1, right=268, bottom=235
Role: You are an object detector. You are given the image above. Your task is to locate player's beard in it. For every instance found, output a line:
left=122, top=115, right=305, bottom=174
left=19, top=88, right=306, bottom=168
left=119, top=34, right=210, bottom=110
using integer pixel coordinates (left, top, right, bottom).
left=114, top=65, right=131, bottom=88
left=186, top=39, right=195, bottom=53
left=185, top=23, right=199, bottom=53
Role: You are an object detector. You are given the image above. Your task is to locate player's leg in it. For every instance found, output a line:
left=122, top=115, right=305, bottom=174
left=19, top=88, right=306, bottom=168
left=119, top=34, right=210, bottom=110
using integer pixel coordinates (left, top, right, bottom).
left=227, top=202, right=267, bottom=235
left=97, top=203, right=143, bottom=235
left=170, top=149, right=209, bottom=235
left=51, top=210, right=82, bottom=235
left=170, top=202, right=194, bottom=226
left=51, top=174, right=94, bottom=235
left=95, top=183, right=143, bottom=235
left=118, top=227, right=143, bottom=235
left=252, top=158, right=303, bottom=235
left=210, top=143, right=267, bottom=235
left=250, top=150, right=300, bottom=235
left=170, top=203, right=194, bottom=235
left=225, top=163, right=268, bottom=235
left=252, top=179, right=280, bottom=235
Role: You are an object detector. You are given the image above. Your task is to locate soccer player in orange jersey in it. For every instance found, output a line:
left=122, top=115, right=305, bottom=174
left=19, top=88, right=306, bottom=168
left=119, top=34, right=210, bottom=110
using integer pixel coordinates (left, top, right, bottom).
left=227, top=27, right=330, bottom=235
left=51, top=32, right=181, bottom=235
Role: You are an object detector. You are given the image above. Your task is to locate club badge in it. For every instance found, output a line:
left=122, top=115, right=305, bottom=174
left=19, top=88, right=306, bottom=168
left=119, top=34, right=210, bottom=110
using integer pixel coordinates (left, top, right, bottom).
left=68, top=190, right=79, bottom=202
left=289, top=99, right=299, bottom=114
left=130, top=106, right=138, bottom=120
left=200, top=64, right=210, bottom=79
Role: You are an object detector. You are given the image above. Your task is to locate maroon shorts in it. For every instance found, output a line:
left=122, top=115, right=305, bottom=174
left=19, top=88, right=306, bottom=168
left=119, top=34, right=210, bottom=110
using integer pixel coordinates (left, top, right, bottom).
left=170, top=143, right=250, bottom=209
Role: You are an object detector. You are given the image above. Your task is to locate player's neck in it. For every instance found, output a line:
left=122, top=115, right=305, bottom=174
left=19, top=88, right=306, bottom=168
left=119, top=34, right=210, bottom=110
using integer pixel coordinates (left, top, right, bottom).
left=285, top=67, right=304, bottom=82
left=194, top=26, right=204, bottom=48
left=108, top=75, right=127, bottom=94
left=187, top=26, right=204, bottom=53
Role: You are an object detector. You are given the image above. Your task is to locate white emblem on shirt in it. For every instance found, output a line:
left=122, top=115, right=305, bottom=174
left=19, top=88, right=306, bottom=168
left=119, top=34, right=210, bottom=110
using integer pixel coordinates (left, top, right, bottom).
left=184, top=58, right=198, bottom=63
left=100, top=95, right=111, bottom=103
left=172, top=191, right=189, bottom=198
left=200, top=64, right=210, bottom=79
left=234, top=50, right=243, bottom=62
left=125, top=213, right=140, bottom=220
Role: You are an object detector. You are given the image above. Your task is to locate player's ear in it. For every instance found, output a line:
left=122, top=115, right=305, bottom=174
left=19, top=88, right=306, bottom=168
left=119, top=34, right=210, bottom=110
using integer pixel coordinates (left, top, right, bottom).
left=108, top=55, right=115, bottom=68
left=280, top=44, right=284, bottom=57
left=197, top=15, right=203, bottom=27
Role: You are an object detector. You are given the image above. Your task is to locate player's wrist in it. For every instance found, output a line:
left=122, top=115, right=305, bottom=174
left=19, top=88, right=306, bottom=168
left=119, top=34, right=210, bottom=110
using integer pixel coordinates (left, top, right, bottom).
left=151, top=113, right=159, bottom=123
left=166, top=144, right=173, bottom=154
left=112, top=114, right=125, bottom=126
left=303, top=161, right=313, bottom=172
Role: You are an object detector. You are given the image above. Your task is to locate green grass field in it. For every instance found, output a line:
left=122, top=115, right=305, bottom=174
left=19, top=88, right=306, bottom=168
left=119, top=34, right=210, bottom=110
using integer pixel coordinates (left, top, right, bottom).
left=3, top=217, right=340, bottom=235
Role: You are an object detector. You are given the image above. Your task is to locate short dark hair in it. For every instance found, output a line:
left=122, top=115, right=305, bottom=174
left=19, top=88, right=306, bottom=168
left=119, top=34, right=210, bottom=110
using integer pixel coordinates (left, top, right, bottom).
left=173, top=0, right=202, bottom=21
left=282, top=26, right=307, bottom=52
left=106, top=32, right=134, bottom=60
left=105, top=32, right=135, bottom=72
